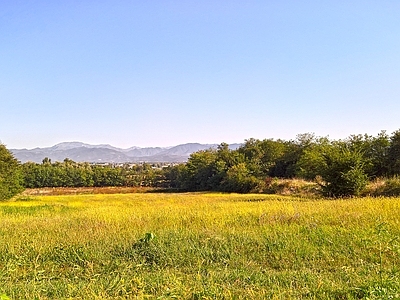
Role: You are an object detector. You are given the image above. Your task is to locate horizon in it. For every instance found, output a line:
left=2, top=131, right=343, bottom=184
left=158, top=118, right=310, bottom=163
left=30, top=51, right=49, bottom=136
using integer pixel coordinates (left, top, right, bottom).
left=8, top=140, right=226, bottom=150
left=6, top=127, right=398, bottom=151
left=2, top=1, right=399, bottom=149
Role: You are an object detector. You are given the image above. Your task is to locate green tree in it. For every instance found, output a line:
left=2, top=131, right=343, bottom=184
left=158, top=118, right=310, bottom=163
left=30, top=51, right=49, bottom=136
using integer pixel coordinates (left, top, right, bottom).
left=347, top=131, right=390, bottom=177
left=163, top=164, right=187, bottom=189
left=320, top=143, right=368, bottom=197
left=0, top=144, right=24, bottom=200
left=388, top=130, right=400, bottom=175
left=296, top=137, right=332, bottom=180
left=270, top=140, right=301, bottom=178
left=221, top=163, right=260, bottom=193
left=184, top=149, right=218, bottom=191
left=238, top=138, right=286, bottom=178
left=21, top=162, right=40, bottom=188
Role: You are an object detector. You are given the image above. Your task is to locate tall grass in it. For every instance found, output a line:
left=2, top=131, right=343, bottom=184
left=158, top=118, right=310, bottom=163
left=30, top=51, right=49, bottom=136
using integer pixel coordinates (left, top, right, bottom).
left=364, top=176, right=400, bottom=197
left=0, top=193, right=399, bottom=299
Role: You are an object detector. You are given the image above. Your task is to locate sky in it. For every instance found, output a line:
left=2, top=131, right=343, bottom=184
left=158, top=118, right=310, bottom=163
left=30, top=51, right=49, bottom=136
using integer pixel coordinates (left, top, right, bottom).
left=1, top=1, right=400, bottom=149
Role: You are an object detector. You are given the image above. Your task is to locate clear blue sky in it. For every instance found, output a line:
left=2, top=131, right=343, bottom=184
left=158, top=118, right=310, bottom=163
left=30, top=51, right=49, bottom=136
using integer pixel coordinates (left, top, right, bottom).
left=1, top=1, right=400, bottom=149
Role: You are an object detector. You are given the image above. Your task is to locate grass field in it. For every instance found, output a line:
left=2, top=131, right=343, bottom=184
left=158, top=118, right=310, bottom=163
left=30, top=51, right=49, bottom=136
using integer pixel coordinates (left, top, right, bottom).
left=0, top=192, right=399, bottom=299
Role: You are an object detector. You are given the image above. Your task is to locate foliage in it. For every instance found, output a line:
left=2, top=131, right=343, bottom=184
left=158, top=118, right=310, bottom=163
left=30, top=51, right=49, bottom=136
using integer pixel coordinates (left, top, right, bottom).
left=220, top=163, right=261, bottom=193
left=163, top=164, right=187, bottom=189
left=178, top=144, right=248, bottom=192
left=182, top=149, right=219, bottom=191
left=238, top=138, right=286, bottom=177
left=21, top=159, right=164, bottom=188
left=388, top=130, right=400, bottom=175
left=319, top=143, right=369, bottom=197
left=346, top=131, right=391, bottom=177
left=0, top=144, right=24, bottom=200
left=296, top=137, right=332, bottom=180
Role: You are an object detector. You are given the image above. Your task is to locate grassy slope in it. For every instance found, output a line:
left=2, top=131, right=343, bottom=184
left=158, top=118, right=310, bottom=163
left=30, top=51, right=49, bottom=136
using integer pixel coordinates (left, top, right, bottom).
left=0, top=193, right=399, bottom=299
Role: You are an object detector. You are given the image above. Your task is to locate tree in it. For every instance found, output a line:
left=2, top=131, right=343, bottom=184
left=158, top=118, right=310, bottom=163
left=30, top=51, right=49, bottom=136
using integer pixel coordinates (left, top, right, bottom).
left=319, top=143, right=368, bottom=197
left=276, top=133, right=317, bottom=178
left=163, top=164, right=187, bottom=189
left=388, top=130, right=400, bottom=175
left=346, top=131, right=390, bottom=177
left=270, top=140, right=302, bottom=178
left=0, top=144, right=24, bottom=200
left=221, top=163, right=260, bottom=193
left=296, top=137, right=332, bottom=180
left=184, top=149, right=218, bottom=191
left=238, top=138, right=286, bottom=178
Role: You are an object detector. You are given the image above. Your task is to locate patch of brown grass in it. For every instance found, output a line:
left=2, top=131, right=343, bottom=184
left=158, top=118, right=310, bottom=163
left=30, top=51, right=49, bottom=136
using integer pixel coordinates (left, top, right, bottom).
left=22, top=186, right=157, bottom=196
left=263, top=177, right=321, bottom=197
left=362, top=176, right=400, bottom=197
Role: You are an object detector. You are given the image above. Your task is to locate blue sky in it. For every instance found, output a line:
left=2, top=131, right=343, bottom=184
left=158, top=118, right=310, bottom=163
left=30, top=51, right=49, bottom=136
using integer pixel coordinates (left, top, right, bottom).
left=1, top=1, right=400, bottom=149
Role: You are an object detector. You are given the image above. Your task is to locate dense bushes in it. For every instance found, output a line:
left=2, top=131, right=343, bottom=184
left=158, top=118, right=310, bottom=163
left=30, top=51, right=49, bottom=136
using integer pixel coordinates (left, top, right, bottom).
left=319, top=145, right=368, bottom=196
left=165, top=130, right=400, bottom=197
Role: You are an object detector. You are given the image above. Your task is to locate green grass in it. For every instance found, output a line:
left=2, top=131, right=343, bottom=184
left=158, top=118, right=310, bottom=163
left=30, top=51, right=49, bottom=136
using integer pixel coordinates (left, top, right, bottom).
left=1, top=193, right=400, bottom=299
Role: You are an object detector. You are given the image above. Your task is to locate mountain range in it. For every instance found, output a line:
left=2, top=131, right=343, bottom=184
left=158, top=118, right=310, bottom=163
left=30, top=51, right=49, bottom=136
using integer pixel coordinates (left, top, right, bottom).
left=11, top=142, right=241, bottom=163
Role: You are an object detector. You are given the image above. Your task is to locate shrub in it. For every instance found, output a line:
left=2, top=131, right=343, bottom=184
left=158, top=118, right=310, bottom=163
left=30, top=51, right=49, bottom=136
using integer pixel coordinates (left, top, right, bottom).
left=320, top=144, right=368, bottom=197
left=220, top=163, right=261, bottom=193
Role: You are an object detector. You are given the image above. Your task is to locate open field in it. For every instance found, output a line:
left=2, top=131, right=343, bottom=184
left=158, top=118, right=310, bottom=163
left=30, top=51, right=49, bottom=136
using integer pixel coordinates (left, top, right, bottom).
left=0, top=193, right=400, bottom=299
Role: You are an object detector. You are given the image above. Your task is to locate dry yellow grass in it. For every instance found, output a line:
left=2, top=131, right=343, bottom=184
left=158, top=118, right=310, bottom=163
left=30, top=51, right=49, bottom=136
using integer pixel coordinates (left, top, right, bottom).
left=0, top=192, right=399, bottom=299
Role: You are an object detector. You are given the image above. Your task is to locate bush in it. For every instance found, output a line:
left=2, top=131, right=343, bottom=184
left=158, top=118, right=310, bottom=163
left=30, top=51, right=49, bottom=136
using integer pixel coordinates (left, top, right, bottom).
left=220, top=163, right=261, bottom=193
left=320, top=145, right=368, bottom=197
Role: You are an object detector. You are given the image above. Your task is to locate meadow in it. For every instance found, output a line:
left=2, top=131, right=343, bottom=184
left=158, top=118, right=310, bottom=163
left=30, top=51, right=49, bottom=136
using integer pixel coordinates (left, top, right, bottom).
left=0, top=192, right=399, bottom=299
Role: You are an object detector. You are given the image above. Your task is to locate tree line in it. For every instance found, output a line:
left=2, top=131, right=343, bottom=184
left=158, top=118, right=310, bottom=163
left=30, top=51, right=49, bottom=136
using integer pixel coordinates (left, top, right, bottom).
left=21, top=158, right=166, bottom=189
left=165, top=130, right=400, bottom=197
left=1, top=129, right=400, bottom=200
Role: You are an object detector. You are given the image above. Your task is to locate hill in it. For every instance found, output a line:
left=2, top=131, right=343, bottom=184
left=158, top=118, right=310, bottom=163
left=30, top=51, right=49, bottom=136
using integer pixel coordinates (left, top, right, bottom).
left=11, top=142, right=241, bottom=163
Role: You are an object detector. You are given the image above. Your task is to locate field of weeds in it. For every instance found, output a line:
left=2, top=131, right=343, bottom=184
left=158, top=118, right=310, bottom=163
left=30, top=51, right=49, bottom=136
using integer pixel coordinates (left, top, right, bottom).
left=0, top=192, right=400, bottom=299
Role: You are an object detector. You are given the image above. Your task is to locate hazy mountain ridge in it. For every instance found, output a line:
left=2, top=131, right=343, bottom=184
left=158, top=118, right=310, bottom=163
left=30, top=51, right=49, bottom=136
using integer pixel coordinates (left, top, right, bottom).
left=11, top=142, right=241, bottom=163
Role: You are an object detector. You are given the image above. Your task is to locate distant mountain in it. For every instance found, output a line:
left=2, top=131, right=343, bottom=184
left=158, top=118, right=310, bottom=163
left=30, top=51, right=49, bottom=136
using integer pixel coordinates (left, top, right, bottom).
left=123, top=147, right=166, bottom=157
left=50, top=142, right=121, bottom=151
left=11, top=142, right=241, bottom=163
